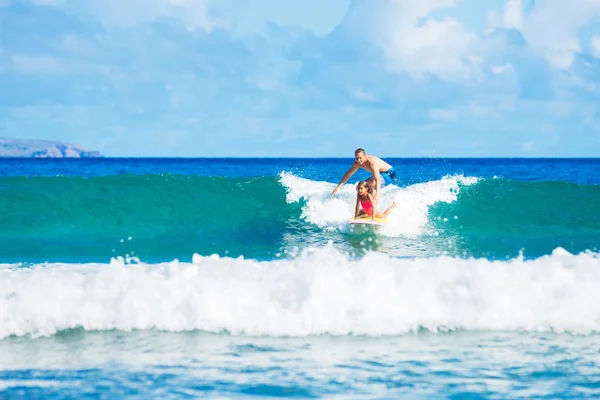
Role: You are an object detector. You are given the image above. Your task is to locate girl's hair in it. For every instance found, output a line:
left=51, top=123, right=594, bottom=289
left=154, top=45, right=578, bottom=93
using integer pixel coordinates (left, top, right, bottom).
left=356, top=180, right=373, bottom=194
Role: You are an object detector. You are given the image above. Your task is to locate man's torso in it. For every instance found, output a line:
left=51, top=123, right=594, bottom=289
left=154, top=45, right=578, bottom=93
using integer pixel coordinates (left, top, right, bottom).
left=356, top=155, right=392, bottom=174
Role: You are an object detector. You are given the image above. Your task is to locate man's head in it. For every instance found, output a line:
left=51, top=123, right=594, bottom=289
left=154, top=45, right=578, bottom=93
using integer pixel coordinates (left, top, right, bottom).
left=354, top=148, right=366, bottom=165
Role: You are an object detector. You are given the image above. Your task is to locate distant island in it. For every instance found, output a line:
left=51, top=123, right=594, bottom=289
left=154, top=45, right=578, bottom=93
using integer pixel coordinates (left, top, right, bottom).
left=0, top=138, right=103, bottom=158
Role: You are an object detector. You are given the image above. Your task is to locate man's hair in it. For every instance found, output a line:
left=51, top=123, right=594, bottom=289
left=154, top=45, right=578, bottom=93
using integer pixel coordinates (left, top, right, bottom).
left=354, top=148, right=366, bottom=156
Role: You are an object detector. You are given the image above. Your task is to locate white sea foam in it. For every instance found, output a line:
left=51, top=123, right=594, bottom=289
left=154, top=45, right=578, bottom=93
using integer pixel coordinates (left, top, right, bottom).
left=1, top=246, right=599, bottom=339
left=279, top=172, right=478, bottom=237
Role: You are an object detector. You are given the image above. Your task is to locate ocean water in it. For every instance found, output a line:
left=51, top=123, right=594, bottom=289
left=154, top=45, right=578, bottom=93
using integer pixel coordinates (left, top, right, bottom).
left=1, top=157, right=599, bottom=398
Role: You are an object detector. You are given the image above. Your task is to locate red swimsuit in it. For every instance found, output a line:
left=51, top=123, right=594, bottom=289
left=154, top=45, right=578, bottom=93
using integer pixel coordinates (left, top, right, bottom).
left=360, top=197, right=374, bottom=215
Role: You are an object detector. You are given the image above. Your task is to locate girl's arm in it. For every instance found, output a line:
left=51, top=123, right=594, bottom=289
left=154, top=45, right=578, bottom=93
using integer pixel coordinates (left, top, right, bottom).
left=355, top=195, right=360, bottom=218
left=368, top=193, right=377, bottom=219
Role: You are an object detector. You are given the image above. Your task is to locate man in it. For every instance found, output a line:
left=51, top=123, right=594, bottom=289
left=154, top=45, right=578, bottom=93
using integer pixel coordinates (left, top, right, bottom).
left=330, top=148, right=397, bottom=199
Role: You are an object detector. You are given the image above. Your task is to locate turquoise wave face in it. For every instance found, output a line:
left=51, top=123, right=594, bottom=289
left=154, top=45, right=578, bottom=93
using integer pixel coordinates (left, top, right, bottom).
left=428, top=179, right=600, bottom=258
left=1, top=174, right=599, bottom=262
left=0, top=174, right=304, bottom=262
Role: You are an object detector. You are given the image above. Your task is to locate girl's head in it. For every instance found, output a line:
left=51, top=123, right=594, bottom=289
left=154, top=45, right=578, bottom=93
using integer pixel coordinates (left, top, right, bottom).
left=356, top=180, right=372, bottom=195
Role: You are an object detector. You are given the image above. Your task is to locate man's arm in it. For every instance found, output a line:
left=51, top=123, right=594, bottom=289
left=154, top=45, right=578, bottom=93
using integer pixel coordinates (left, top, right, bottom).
left=367, top=163, right=381, bottom=199
left=374, top=173, right=381, bottom=199
left=368, top=193, right=377, bottom=220
left=331, top=163, right=359, bottom=196
left=370, top=156, right=391, bottom=199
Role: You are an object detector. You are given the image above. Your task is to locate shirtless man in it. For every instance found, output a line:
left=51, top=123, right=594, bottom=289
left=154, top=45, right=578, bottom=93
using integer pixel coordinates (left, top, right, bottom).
left=330, top=148, right=397, bottom=199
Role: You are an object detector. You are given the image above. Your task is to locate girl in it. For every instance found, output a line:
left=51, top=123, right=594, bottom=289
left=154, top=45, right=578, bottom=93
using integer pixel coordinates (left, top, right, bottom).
left=355, top=180, right=396, bottom=220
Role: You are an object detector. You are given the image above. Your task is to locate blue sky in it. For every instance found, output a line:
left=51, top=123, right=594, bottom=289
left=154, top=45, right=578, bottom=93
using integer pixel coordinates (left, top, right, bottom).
left=1, top=0, right=599, bottom=157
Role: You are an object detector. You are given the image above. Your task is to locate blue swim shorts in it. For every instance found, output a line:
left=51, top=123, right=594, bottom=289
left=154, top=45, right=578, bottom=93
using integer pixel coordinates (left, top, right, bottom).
left=370, top=167, right=397, bottom=188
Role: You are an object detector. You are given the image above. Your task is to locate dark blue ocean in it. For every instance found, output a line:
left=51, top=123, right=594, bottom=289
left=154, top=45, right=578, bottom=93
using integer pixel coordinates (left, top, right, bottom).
left=1, top=157, right=599, bottom=398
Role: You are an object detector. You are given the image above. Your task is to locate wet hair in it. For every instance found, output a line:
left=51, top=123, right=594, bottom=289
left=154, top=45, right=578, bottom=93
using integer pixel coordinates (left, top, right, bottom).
left=356, top=180, right=373, bottom=195
left=354, top=148, right=366, bottom=156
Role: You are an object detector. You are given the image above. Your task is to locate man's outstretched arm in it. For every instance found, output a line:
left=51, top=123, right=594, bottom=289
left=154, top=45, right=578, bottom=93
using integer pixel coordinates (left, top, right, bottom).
left=331, top=164, right=358, bottom=196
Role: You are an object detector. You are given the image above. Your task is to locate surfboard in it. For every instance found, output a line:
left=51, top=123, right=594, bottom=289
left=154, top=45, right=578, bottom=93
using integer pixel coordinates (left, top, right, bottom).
left=349, top=215, right=387, bottom=226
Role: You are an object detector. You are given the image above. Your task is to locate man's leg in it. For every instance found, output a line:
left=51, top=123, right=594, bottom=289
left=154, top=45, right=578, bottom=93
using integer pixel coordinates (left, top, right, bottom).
left=367, top=176, right=377, bottom=189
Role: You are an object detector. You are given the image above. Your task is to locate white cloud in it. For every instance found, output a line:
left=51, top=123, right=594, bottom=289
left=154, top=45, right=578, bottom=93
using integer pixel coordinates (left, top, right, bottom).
left=490, top=63, right=514, bottom=75
left=591, top=36, right=600, bottom=58
left=515, top=0, right=600, bottom=69
left=502, top=0, right=522, bottom=30
left=211, top=0, right=350, bottom=37
left=428, top=97, right=515, bottom=122
left=164, top=0, right=218, bottom=30
left=31, top=0, right=220, bottom=30
left=465, top=102, right=502, bottom=118
left=28, top=0, right=348, bottom=34
left=31, top=0, right=64, bottom=5
left=429, top=108, right=458, bottom=121
left=348, top=87, right=376, bottom=102
left=343, top=0, right=486, bottom=83
left=488, top=0, right=522, bottom=31
left=386, top=17, right=479, bottom=82
left=5, top=53, right=73, bottom=74
left=486, top=0, right=600, bottom=69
